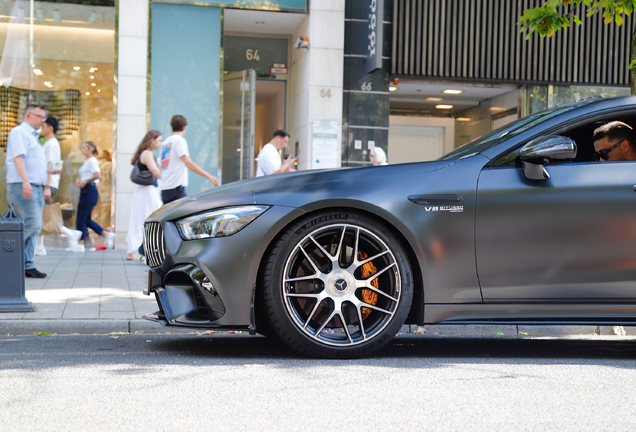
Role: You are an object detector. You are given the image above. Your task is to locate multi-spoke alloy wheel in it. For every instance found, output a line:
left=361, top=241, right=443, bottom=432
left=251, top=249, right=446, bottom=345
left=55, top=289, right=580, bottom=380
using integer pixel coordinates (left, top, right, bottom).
left=262, top=212, right=413, bottom=358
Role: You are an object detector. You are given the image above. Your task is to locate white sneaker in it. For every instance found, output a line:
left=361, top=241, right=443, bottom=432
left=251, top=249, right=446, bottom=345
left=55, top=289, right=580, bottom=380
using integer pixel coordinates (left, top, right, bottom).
left=66, top=244, right=85, bottom=253
left=105, top=232, right=116, bottom=249
left=60, top=226, right=82, bottom=247
left=34, top=236, right=47, bottom=256
left=132, top=252, right=147, bottom=265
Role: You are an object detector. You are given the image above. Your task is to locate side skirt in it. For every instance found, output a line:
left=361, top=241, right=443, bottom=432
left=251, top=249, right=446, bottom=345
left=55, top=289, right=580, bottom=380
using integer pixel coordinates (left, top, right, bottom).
left=425, top=303, right=636, bottom=325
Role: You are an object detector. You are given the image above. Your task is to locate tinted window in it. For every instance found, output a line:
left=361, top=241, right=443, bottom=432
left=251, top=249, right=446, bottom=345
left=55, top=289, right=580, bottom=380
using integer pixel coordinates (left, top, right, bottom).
left=489, top=107, right=636, bottom=167
left=439, top=101, right=591, bottom=160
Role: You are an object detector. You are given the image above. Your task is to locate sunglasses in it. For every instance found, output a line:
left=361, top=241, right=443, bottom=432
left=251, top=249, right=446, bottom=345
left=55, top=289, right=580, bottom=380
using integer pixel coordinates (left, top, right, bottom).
left=593, top=139, right=624, bottom=161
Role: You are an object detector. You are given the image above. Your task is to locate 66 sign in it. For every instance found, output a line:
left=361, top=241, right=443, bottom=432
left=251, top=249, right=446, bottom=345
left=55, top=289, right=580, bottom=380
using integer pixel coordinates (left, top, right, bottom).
left=366, top=0, right=384, bottom=74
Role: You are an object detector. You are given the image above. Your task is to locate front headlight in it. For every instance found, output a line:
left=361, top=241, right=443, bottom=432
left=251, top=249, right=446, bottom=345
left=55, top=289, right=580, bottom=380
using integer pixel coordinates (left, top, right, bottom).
left=176, top=205, right=270, bottom=240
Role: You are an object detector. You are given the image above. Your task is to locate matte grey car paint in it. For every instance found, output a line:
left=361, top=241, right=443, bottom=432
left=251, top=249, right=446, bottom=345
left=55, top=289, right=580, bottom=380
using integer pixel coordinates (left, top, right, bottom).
left=145, top=96, right=636, bottom=345
left=477, top=161, right=636, bottom=302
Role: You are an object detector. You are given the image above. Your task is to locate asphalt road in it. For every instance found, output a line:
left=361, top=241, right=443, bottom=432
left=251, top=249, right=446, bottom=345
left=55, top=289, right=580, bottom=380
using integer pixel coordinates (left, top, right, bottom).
left=1, top=334, right=635, bottom=431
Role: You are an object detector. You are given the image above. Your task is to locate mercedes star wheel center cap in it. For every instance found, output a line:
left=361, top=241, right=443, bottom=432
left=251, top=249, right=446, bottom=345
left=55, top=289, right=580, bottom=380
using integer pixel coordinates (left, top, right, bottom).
left=334, top=278, right=348, bottom=292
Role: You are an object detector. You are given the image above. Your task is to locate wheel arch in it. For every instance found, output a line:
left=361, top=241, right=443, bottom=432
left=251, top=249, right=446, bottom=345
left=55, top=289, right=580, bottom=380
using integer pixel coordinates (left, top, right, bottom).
left=253, top=203, right=426, bottom=334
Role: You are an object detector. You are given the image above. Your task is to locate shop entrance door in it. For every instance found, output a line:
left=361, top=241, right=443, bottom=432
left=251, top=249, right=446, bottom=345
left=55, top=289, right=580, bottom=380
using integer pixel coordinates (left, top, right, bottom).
left=221, top=69, right=255, bottom=184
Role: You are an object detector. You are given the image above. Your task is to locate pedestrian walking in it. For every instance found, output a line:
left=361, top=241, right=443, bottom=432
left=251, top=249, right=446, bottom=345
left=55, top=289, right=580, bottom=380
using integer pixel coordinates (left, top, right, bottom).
left=126, top=130, right=163, bottom=263
left=67, top=141, right=114, bottom=252
left=34, top=116, right=62, bottom=256
left=255, top=130, right=296, bottom=176
left=159, top=115, right=219, bottom=204
left=95, top=149, right=113, bottom=228
left=5, top=105, right=49, bottom=278
left=42, top=116, right=62, bottom=200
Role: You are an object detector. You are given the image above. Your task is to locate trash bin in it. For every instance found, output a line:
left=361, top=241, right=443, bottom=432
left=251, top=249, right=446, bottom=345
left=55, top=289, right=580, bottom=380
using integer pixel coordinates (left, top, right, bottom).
left=0, top=204, right=34, bottom=312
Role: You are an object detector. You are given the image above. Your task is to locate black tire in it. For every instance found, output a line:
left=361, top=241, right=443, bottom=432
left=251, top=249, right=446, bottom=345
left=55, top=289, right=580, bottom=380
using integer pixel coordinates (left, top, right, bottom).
left=261, top=211, right=413, bottom=358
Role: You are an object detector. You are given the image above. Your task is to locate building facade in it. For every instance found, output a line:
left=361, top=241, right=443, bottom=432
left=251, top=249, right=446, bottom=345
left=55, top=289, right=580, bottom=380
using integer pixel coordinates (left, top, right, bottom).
left=0, top=0, right=633, bottom=247
left=0, top=0, right=346, bottom=248
left=384, top=0, right=633, bottom=161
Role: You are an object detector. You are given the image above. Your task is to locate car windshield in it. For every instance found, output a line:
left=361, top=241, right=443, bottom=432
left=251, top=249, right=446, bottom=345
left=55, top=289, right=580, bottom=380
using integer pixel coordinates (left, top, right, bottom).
left=439, top=100, right=594, bottom=160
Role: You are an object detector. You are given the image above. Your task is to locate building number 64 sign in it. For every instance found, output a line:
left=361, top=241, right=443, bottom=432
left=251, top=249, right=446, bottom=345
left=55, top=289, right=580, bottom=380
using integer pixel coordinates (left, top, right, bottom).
left=246, top=49, right=260, bottom=61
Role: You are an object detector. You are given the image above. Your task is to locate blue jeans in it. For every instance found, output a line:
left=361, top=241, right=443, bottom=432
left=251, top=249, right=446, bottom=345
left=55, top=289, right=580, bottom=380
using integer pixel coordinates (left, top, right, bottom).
left=7, top=183, right=45, bottom=270
left=76, top=183, right=104, bottom=240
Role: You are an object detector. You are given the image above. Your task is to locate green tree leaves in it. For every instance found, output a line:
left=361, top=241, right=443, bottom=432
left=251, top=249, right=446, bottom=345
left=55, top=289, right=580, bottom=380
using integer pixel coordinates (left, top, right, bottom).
left=518, top=1, right=636, bottom=94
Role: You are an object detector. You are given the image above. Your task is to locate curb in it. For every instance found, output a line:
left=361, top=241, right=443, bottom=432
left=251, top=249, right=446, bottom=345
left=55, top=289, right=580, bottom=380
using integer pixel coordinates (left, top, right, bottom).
left=1, top=321, right=635, bottom=337
left=0, top=319, right=195, bottom=336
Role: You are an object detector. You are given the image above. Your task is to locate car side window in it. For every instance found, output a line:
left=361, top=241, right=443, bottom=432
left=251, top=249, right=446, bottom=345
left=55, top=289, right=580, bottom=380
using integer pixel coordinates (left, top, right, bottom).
left=489, top=110, right=636, bottom=167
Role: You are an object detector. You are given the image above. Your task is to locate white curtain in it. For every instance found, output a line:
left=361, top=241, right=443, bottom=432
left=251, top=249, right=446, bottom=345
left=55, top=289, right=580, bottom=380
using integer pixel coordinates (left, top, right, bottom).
left=0, top=0, right=33, bottom=88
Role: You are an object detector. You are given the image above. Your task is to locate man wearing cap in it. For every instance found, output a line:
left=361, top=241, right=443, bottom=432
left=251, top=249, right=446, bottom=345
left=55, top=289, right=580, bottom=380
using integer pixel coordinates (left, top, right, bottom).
left=5, top=105, right=49, bottom=278
left=34, top=116, right=62, bottom=256
left=41, top=116, right=61, bottom=200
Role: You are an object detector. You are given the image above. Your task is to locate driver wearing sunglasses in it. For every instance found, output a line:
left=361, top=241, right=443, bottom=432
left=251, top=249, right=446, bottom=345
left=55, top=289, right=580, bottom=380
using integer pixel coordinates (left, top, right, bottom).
left=592, top=121, right=636, bottom=162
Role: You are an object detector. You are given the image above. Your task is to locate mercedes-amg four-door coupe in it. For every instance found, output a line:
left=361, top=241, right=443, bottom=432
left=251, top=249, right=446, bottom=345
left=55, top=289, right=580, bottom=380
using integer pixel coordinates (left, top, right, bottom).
left=144, top=96, right=636, bottom=358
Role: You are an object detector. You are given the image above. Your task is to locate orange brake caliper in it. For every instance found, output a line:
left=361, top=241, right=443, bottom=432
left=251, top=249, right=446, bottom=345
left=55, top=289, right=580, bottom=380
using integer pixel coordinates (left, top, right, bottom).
left=359, top=250, right=379, bottom=320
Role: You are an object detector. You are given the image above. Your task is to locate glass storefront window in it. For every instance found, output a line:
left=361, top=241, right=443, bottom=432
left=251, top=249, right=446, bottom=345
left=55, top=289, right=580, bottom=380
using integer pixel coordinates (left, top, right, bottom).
left=0, top=0, right=115, bottom=232
left=525, top=84, right=630, bottom=115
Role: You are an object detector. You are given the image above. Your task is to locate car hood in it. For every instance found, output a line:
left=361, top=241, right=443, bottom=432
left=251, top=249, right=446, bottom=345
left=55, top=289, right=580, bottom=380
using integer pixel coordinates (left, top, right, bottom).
left=149, top=159, right=455, bottom=221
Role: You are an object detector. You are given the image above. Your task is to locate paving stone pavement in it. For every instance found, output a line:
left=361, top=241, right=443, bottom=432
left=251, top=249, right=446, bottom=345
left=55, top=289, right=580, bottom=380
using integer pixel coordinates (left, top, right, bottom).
left=1, top=248, right=635, bottom=339
left=0, top=248, right=179, bottom=335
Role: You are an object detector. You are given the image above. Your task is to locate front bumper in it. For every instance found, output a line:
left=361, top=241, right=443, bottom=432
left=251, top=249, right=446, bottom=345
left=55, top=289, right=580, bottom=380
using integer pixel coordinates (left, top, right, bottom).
left=144, top=264, right=231, bottom=328
left=142, top=205, right=305, bottom=330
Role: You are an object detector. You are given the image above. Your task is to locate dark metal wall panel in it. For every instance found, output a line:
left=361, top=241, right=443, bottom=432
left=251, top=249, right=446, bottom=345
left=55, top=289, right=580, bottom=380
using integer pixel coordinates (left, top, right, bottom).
left=392, top=0, right=635, bottom=86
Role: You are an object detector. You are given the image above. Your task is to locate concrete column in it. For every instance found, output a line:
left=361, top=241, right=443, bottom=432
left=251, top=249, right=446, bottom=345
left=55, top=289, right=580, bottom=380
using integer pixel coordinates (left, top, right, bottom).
left=290, top=1, right=345, bottom=170
left=114, top=0, right=149, bottom=249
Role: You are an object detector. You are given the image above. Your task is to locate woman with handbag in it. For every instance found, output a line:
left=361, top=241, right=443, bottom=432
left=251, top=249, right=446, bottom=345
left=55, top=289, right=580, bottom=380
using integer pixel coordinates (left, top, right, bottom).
left=68, top=141, right=115, bottom=252
left=126, top=130, right=163, bottom=262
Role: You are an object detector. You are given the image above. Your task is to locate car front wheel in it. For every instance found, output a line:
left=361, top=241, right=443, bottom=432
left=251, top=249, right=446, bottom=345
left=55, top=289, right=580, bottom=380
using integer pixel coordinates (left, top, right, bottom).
left=262, top=212, right=414, bottom=358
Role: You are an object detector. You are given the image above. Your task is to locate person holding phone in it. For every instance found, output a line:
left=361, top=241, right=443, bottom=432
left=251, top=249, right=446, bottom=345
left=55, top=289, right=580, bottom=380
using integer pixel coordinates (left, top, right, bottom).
left=255, top=129, right=297, bottom=176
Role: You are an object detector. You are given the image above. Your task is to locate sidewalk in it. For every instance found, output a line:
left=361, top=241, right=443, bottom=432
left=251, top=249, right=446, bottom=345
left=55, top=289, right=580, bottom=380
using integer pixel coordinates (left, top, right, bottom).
left=0, top=247, right=634, bottom=338
left=0, top=247, right=177, bottom=335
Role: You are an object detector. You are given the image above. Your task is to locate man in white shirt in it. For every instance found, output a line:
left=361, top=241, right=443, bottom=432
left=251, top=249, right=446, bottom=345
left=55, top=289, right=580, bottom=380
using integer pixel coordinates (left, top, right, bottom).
left=34, top=116, right=62, bottom=256
left=159, top=115, right=219, bottom=204
left=5, top=105, right=49, bottom=278
left=255, top=130, right=296, bottom=177
left=42, top=116, right=61, bottom=199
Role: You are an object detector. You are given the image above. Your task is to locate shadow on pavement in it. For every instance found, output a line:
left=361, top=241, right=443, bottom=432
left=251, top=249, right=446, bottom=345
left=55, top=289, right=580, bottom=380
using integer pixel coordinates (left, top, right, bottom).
left=1, top=334, right=636, bottom=370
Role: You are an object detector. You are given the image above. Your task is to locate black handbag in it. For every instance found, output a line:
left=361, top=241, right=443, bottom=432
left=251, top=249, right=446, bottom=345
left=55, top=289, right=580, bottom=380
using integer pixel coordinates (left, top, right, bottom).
left=130, top=164, right=155, bottom=186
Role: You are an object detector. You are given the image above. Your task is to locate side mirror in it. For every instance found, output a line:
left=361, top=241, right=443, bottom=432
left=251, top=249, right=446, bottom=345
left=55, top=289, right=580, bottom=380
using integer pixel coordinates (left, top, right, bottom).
left=519, top=135, right=577, bottom=180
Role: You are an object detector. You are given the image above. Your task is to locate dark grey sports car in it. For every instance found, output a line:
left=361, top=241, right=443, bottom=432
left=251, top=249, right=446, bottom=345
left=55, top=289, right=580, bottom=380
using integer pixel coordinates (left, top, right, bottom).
left=144, top=96, right=636, bottom=358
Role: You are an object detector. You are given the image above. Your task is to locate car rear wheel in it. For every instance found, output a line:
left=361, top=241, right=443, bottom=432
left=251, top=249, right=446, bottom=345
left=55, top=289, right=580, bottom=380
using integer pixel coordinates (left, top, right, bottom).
left=262, top=212, right=413, bottom=358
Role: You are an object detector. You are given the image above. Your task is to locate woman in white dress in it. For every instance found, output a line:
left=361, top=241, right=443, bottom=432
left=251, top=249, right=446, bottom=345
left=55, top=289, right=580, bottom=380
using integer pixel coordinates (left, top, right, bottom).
left=126, top=130, right=163, bottom=261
